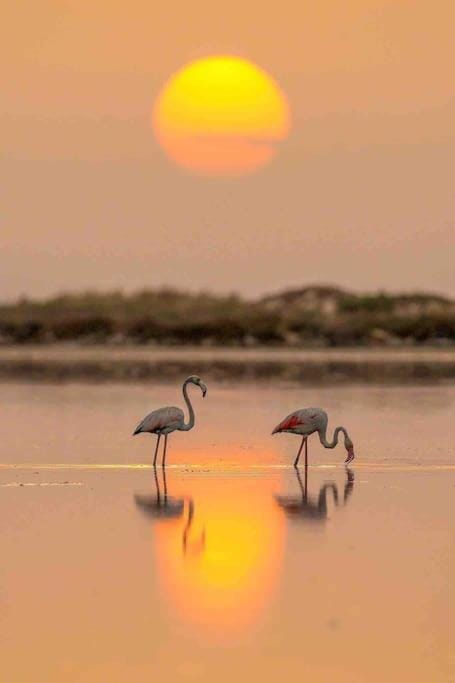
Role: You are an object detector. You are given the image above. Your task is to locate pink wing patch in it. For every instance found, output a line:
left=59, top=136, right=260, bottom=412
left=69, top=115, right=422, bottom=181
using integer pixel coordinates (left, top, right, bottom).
left=281, top=415, right=303, bottom=430
left=273, top=414, right=304, bottom=433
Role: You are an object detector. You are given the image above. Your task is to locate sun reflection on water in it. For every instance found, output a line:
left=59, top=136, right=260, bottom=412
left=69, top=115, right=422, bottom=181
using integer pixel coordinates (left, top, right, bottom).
left=133, top=459, right=357, bottom=640
left=135, top=465, right=286, bottom=636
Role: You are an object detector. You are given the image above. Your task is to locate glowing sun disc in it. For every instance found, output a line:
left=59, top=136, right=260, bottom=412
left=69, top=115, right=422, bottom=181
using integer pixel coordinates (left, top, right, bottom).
left=153, top=55, right=291, bottom=176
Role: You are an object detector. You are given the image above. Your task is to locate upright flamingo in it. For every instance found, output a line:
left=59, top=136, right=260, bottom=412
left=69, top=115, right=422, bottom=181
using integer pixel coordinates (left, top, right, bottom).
left=133, top=375, right=207, bottom=466
left=272, top=407, right=355, bottom=467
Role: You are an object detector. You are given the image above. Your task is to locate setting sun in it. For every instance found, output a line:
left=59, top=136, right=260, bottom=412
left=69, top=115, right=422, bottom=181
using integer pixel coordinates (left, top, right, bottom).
left=153, top=55, right=291, bottom=176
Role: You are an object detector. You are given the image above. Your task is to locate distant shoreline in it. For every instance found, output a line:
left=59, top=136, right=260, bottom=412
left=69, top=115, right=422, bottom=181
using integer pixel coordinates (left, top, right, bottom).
left=1, top=345, right=454, bottom=384
left=1, top=285, right=454, bottom=348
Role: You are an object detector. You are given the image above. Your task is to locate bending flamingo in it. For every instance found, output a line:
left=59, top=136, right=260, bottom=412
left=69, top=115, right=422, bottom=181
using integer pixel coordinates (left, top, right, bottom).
left=133, top=375, right=207, bottom=466
left=272, top=407, right=355, bottom=467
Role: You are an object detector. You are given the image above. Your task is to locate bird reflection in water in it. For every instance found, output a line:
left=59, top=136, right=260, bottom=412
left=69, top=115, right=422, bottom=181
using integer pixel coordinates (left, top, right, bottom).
left=182, top=499, right=206, bottom=557
left=134, top=469, right=286, bottom=636
left=275, top=466, right=355, bottom=524
left=134, top=467, right=205, bottom=556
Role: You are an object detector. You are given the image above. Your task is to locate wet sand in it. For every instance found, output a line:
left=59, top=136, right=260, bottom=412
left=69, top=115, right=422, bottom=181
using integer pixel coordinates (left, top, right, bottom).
left=0, top=382, right=454, bottom=681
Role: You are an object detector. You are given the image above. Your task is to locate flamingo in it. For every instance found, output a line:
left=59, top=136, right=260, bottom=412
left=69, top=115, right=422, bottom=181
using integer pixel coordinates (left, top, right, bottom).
left=132, top=375, right=207, bottom=466
left=272, top=407, right=355, bottom=467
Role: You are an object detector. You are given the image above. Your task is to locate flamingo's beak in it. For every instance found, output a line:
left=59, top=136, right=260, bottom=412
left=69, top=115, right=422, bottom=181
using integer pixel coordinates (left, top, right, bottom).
left=200, top=383, right=207, bottom=398
left=345, top=446, right=355, bottom=464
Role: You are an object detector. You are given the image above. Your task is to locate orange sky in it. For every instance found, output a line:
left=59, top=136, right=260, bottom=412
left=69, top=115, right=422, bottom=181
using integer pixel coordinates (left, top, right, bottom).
left=2, top=0, right=455, bottom=299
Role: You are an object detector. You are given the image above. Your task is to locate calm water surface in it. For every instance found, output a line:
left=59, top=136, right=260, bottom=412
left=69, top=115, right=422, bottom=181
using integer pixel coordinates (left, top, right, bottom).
left=0, top=382, right=454, bottom=682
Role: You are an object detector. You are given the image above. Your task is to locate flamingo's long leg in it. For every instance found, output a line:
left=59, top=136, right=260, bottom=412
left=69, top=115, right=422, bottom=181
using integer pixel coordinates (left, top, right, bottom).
left=153, top=463, right=161, bottom=503
left=294, top=436, right=306, bottom=468
left=162, top=465, right=168, bottom=500
left=305, top=438, right=308, bottom=469
left=153, top=434, right=161, bottom=467
left=162, top=434, right=169, bottom=468
left=295, top=466, right=307, bottom=501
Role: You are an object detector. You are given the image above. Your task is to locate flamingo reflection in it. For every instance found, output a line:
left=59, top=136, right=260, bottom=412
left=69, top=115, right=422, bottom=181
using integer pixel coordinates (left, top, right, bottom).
left=182, top=499, right=206, bottom=556
left=275, top=466, right=355, bottom=524
left=134, top=470, right=285, bottom=636
left=134, top=467, right=205, bottom=556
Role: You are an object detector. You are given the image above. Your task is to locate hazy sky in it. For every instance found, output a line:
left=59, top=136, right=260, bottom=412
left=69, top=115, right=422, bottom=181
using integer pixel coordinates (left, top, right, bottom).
left=2, top=0, right=455, bottom=300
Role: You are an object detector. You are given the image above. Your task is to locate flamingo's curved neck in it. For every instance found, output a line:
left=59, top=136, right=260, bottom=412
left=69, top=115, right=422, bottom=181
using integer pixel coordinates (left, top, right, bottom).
left=182, top=498, right=205, bottom=555
left=181, top=380, right=195, bottom=431
left=318, top=425, right=349, bottom=449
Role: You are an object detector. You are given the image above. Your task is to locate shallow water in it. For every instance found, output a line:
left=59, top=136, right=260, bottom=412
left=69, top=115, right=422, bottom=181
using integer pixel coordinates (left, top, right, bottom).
left=0, top=383, right=454, bottom=681
left=1, top=382, right=455, bottom=467
left=1, top=345, right=455, bottom=383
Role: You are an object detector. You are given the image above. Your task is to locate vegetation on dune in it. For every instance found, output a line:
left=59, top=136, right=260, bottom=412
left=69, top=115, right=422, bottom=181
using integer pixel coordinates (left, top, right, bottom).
left=0, top=286, right=454, bottom=347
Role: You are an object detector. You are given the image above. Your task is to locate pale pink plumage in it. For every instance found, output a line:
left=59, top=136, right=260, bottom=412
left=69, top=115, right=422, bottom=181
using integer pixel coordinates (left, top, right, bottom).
left=134, top=406, right=184, bottom=435
left=133, top=375, right=207, bottom=467
left=272, top=407, right=355, bottom=466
